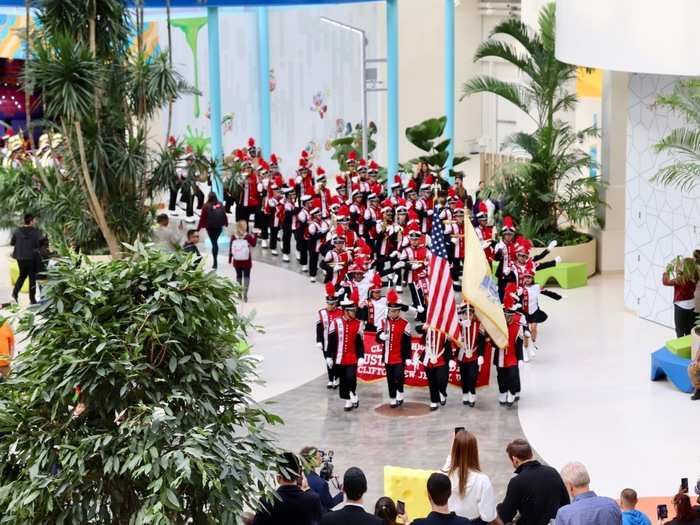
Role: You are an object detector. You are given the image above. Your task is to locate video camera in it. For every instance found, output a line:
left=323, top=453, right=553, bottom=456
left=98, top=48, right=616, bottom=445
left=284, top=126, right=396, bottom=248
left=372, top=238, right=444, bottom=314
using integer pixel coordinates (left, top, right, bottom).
left=318, top=449, right=334, bottom=481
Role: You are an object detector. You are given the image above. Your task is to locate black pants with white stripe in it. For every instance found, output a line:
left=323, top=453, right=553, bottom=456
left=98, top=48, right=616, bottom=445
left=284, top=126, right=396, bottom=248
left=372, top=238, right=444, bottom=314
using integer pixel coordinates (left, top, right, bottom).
left=459, top=361, right=479, bottom=395
left=496, top=366, right=520, bottom=395
left=425, top=365, right=448, bottom=404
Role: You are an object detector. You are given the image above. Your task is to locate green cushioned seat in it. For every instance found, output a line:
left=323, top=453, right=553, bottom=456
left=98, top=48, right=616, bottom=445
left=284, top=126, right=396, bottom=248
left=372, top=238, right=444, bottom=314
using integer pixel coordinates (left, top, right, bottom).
left=534, top=262, right=587, bottom=289
left=666, top=335, right=691, bottom=359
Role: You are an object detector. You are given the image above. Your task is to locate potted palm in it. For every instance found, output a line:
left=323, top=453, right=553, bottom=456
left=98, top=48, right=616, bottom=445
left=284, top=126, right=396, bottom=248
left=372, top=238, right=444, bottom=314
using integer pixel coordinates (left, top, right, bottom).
left=462, top=2, right=604, bottom=275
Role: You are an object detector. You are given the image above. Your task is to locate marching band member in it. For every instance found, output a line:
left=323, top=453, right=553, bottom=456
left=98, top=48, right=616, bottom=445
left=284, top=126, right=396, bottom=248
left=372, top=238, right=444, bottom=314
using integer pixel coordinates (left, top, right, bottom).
left=358, top=273, right=387, bottom=333
left=376, top=289, right=412, bottom=408
left=317, top=283, right=343, bottom=389
left=447, top=202, right=466, bottom=291
left=363, top=186, right=381, bottom=248
left=236, top=142, right=262, bottom=225
left=474, top=202, right=494, bottom=263
left=326, top=290, right=365, bottom=411
left=519, top=262, right=562, bottom=356
left=315, top=167, right=331, bottom=218
left=280, top=181, right=296, bottom=262
left=495, top=283, right=525, bottom=407
left=493, top=216, right=518, bottom=300
left=349, top=185, right=365, bottom=237
left=375, top=199, right=402, bottom=277
left=256, top=159, right=272, bottom=247
left=415, top=177, right=434, bottom=233
left=415, top=324, right=452, bottom=411
left=394, top=225, right=429, bottom=321
left=267, top=176, right=284, bottom=256
left=294, top=194, right=313, bottom=271
left=307, top=198, right=329, bottom=283
left=321, top=228, right=352, bottom=286
left=456, top=304, right=486, bottom=407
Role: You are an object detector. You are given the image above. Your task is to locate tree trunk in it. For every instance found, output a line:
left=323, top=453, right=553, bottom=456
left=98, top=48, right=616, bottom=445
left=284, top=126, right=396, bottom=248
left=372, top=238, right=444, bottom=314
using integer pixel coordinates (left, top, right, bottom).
left=74, top=121, right=121, bottom=258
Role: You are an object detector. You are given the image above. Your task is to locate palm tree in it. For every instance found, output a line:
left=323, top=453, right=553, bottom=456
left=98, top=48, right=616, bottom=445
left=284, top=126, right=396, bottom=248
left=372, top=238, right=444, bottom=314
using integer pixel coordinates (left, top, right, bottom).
left=653, top=79, right=700, bottom=192
left=462, top=2, right=603, bottom=240
left=21, top=0, right=191, bottom=257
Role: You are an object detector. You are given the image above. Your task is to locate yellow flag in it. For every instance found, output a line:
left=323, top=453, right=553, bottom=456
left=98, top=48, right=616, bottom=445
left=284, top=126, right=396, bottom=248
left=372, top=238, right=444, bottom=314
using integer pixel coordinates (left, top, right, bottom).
left=461, top=222, right=508, bottom=349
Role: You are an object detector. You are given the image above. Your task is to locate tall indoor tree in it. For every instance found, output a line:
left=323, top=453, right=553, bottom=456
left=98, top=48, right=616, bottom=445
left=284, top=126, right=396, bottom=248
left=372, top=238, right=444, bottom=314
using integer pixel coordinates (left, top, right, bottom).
left=462, top=2, right=604, bottom=244
left=652, top=79, right=700, bottom=192
left=20, top=0, right=191, bottom=257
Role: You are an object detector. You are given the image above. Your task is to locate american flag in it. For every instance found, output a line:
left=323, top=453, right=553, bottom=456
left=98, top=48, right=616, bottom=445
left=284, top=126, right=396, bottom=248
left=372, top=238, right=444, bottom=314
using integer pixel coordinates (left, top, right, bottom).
left=426, top=206, right=461, bottom=346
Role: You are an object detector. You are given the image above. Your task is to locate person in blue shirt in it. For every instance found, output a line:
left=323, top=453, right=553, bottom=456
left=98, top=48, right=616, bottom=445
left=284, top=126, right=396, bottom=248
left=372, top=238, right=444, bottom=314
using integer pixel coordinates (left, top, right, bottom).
left=301, top=446, right=344, bottom=513
left=555, top=462, right=621, bottom=525
left=620, top=488, right=652, bottom=525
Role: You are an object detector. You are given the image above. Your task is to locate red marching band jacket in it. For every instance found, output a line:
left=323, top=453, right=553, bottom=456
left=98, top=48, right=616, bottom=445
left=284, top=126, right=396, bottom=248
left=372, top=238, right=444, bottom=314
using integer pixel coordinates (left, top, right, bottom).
left=316, top=307, right=343, bottom=353
left=494, top=313, right=525, bottom=368
left=375, top=317, right=412, bottom=365
left=327, top=316, right=364, bottom=365
left=241, top=171, right=261, bottom=207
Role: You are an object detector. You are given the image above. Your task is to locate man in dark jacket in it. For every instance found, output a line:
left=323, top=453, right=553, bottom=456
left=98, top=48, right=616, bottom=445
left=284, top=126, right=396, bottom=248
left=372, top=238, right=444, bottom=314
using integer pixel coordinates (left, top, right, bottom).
left=11, top=213, right=43, bottom=304
left=497, top=439, right=570, bottom=525
left=320, top=467, right=382, bottom=525
left=252, top=452, right=322, bottom=525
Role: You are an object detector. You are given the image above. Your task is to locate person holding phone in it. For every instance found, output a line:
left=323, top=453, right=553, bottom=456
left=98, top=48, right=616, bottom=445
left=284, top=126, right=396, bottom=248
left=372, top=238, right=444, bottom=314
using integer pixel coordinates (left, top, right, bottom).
left=666, top=494, right=700, bottom=525
left=374, top=497, right=408, bottom=525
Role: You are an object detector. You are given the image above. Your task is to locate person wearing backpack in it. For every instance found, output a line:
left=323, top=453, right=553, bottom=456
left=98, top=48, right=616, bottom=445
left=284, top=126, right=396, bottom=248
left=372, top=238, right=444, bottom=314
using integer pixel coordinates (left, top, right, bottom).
left=229, top=220, right=257, bottom=302
left=198, top=192, right=229, bottom=270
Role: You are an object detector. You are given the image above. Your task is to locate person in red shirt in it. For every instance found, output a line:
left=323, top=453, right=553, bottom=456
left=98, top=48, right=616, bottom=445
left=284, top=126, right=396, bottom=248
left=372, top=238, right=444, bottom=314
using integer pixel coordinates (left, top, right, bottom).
left=455, top=304, right=486, bottom=407
left=662, top=257, right=700, bottom=337
left=326, top=291, right=365, bottom=411
left=376, top=289, right=412, bottom=408
left=229, top=220, right=257, bottom=302
left=316, top=283, right=343, bottom=389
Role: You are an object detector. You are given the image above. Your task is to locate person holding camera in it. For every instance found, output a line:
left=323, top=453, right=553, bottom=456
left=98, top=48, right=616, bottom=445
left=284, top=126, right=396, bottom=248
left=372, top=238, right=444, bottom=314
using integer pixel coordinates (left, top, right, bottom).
left=301, top=446, right=344, bottom=513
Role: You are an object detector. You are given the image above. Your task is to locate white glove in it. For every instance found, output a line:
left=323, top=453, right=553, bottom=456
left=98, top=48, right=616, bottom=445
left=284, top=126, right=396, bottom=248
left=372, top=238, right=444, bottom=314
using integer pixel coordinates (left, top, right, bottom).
left=316, top=342, right=323, bottom=350
left=518, top=360, right=524, bottom=368
left=357, top=357, right=365, bottom=366
left=477, top=356, right=484, bottom=367
left=411, top=262, right=422, bottom=270
left=326, top=357, right=334, bottom=368
left=547, top=240, right=558, bottom=250
left=450, top=237, right=458, bottom=244
left=405, top=359, right=413, bottom=366
left=427, top=209, right=434, bottom=216
left=389, top=250, right=399, bottom=258
left=379, top=332, right=388, bottom=341
left=295, top=175, right=302, bottom=184
left=444, top=225, right=451, bottom=234
left=393, top=261, right=406, bottom=270
left=417, top=305, right=425, bottom=313
left=554, top=256, right=562, bottom=263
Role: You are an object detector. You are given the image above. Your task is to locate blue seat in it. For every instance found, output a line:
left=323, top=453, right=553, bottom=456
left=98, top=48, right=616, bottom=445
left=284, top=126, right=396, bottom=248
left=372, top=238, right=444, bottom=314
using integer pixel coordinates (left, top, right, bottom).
left=650, top=347, right=693, bottom=393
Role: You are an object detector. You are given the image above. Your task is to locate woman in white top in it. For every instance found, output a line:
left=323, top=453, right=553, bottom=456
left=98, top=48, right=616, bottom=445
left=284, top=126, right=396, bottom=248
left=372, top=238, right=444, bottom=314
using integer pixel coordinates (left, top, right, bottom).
left=441, top=430, right=497, bottom=524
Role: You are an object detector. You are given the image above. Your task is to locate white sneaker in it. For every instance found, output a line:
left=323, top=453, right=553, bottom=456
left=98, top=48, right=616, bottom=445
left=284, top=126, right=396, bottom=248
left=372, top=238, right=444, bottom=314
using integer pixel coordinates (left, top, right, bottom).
left=310, top=276, right=316, bottom=283
left=506, top=392, right=516, bottom=405
left=389, top=398, right=397, bottom=407
left=301, top=265, right=309, bottom=273
left=462, top=394, right=469, bottom=404
left=271, top=250, right=278, bottom=256
left=185, top=216, right=196, bottom=223
left=262, top=240, right=268, bottom=249
left=439, top=392, right=446, bottom=405
left=529, top=346, right=537, bottom=358
left=430, top=402, right=438, bottom=411
left=470, top=393, right=477, bottom=405
left=396, top=391, right=404, bottom=402
left=333, top=378, right=339, bottom=388
left=282, top=254, right=290, bottom=262
left=498, top=393, right=507, bottom=405
left=344, top=400, right=353, bottom=411
left=396, top=285, right=403, bottom=293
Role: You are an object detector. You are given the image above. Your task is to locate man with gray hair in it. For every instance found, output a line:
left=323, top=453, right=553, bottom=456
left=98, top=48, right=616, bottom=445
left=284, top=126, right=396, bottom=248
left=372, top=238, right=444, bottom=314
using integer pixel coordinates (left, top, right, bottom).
left=554, top=461, right=621, bottom=525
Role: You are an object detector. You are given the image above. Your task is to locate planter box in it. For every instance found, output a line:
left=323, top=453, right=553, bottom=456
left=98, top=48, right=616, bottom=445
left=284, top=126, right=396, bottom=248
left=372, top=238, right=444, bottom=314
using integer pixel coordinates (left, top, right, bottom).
left=531, top=237, right=597, bottom=277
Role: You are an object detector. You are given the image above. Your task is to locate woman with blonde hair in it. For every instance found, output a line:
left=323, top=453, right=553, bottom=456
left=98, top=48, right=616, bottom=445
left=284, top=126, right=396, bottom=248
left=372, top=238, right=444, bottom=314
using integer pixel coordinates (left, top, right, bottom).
left=441, top=430, right=497, bottom=524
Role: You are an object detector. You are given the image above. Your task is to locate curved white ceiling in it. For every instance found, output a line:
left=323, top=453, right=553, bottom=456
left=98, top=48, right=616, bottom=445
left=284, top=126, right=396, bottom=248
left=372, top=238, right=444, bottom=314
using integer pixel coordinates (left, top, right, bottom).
left=555, top=0, right=700, bottom=76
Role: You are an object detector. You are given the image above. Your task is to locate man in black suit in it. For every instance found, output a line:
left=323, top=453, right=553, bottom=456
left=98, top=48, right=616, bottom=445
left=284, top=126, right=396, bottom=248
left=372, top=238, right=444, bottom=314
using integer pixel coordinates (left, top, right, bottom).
left=410, top=473, right=473, bottom=525
left=252, top=452, right=322, bottom=525
left=320, top=467, right=383, bottom=525
left=497, top=439, right=570, bottom=525
left=301, top=446, right=343, bottom=513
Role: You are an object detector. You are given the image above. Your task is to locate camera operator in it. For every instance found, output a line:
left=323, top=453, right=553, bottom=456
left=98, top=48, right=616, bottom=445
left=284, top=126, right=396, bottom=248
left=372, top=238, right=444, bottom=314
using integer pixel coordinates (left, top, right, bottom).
left=301, top=446, right=344, bottom=513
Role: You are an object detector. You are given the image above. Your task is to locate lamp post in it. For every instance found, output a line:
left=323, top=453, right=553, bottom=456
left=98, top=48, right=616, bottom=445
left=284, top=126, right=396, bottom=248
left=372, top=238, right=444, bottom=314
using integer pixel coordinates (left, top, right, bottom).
left=320, top=16, right=368, bottom=161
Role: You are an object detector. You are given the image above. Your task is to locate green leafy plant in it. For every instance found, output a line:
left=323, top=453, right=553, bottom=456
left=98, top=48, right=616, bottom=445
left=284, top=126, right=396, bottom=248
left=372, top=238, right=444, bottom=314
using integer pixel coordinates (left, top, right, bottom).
left=404, top=116, right=468, bottom=181
left=665, top=255, right=700, bottom=285
left=0, top=245, right=283, bottom=523
left=330, top=121, right=378, bottom=172
left=16, top=0, right=193, bottom=257
left=652, top=79, right=700, bottom=191
left=462, top=3, right=604, bottom=245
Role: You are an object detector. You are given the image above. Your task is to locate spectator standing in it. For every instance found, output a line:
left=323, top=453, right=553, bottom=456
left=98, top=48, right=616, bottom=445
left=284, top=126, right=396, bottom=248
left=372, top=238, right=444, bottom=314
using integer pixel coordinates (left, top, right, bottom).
left=320, top=467, right=383, bottom=525
left=554, top=462, right=620, bottom=525
left=229, top=220, right=257, bottom=302
left=620, top=488, right=651, bottom=525
left=11, top=213, right=43, bottom=304
left=374, top=497, right=408, bottom=525
left=183, top=230, right=202, bottom=264
left=441, top=430, right=497, bottom=524
left=667, top=494, right=700, bottom=525
left=662, top=256, right=699, bottom=337
left=689, top=350, right=700, bottom=401
left=198, top=192, right=228, bottom=270
left=152, top=214, right=182, bottom=252
left=300, top=446, right=343, bottom=513
left=251, top=452, right=322, bottom=525
left=409, top=473, right=472, bottom=525
left=0, top=318, right=14, bottom=380
left=497, top=439, right=569, bottom=525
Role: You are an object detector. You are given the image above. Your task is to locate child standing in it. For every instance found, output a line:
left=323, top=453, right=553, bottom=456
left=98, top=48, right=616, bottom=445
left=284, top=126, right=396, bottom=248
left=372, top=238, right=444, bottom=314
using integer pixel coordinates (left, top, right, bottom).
left=229, top=221, right=257, bottom=302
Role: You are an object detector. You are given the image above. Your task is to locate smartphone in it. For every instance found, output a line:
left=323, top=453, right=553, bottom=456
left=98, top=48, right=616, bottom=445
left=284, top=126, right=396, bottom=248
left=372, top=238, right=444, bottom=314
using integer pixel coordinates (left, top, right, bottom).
left=396, top=500, right=406, bottom=515
left=454, top=426, right=465, bottom=434
left=657, top=504, right=668, bottom=520
left=682, top=477, right=689, bottom=492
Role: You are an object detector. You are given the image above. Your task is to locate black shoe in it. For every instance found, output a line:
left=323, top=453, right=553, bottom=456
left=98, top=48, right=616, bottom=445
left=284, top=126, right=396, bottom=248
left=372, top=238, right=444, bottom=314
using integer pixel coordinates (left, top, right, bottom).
left=326, top=383, right=334, bottom=390
left=397, top=399, right=404, bottom=406
left=505, top=401, right=513, bottom=408
left=344, top=406, right=353, bottom=412
left=462, top=400, right=469, bottom=406
left=390, top=403, right=398, bottom=409
left=440, top=398, right=446, bottom=406
left=11, top=293, right=17, bottom=303
left=332, top=383, right=339, bottom=390
left=430, top=404, right=438, bottom=411
left=353, top=401, right=359, bottom=409
left=691, top=390, right=700, bottom=401
left=468, top=401, right=476, bottom=408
